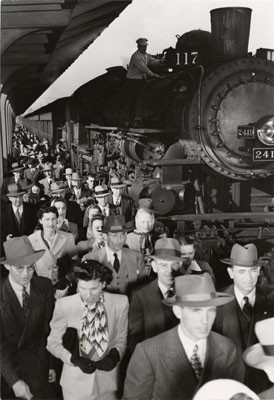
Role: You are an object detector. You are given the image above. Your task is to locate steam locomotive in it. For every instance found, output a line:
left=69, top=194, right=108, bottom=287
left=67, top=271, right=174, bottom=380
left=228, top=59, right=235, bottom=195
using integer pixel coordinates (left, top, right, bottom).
left=75, top=7, right=274, bottom=222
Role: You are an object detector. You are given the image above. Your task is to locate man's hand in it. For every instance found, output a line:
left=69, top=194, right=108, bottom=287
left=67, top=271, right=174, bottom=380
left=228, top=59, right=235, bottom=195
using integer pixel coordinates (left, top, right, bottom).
left=48, top=369, right=56, bottom=383
left=12, top=380, right=33, bottom=399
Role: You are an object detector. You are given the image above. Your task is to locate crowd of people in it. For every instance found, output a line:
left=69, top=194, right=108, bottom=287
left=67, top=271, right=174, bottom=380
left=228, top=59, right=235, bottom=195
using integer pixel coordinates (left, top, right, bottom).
left=1, top=125, right=274, bottom=400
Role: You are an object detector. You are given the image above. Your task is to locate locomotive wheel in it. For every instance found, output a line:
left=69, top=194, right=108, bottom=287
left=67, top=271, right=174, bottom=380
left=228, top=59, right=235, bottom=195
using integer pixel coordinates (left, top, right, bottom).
left=185, top=58, right=274, bottom=180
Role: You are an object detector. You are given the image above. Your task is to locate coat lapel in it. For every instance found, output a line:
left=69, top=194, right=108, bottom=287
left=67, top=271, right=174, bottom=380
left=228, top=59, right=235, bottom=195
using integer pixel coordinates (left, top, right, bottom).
left=161, top=328, right=197, bottom=399
left=1, top=278, right=26, bottom=341
left=146, top=280, right=166, bottom=331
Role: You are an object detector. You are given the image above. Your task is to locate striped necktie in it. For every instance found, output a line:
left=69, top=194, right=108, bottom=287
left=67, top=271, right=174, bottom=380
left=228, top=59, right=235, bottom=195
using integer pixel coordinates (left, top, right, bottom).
left=22, top=286, right=30, bottom=316
left=190, top=344, right=203, bottom=379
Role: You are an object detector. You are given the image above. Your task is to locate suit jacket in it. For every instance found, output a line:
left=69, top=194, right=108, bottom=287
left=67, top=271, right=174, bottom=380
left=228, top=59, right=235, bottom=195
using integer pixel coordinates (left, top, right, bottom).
left=85, top=246, right=147, bottom=295
left=47, top=291, right=128, bottom=397
left=1, top=202, right=37, bottom=246
left=128, top=279, right=178, bottom=352
left=109, top=195, right=135, bottom=222
left=123, top=327, right=245, bottom=400
left=1, top=276, right=55, bottom=398
left=39, top=177, right=54, bottom=195
left=24, top=167, right=43, bottom=183
left=213, top=284, right=274, bottom=392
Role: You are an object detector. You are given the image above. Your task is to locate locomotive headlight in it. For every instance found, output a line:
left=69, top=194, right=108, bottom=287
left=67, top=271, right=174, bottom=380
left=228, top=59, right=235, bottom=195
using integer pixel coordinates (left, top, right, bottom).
left=257, top=116, right=274, bottom=146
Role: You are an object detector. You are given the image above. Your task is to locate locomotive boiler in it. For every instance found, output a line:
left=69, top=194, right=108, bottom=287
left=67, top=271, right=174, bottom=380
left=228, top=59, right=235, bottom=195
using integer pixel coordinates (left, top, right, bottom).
left=75, top=7, right=274, bottom=223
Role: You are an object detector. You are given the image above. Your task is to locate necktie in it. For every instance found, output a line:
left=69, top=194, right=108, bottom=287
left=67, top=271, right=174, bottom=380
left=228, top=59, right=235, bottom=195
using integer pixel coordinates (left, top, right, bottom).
left=166, top=288, right=175, bottom=298
left=190, top=344, right=203, bottom=379
left=16, top=207, right=21, bottom=224
left=80, top=295, right=109, bottom=357
left=242, top=296, right=252, bottom=322
left=113, top=253, right=120, bottom=273
left=22, top=286, right=30, bottom=316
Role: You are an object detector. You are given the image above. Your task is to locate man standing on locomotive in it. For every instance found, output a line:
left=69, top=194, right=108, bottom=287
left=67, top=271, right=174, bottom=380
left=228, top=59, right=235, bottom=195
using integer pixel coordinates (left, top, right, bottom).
left=126, top=38, right=162, bottom=80
left=126, top=38, right=164, bottom=126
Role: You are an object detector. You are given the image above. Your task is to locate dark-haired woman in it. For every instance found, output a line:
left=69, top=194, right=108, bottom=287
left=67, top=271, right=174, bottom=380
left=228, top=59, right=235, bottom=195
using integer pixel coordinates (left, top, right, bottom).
left=28, top=205, right=78, bottom=282
left=47, top=259, right=128, bottom=400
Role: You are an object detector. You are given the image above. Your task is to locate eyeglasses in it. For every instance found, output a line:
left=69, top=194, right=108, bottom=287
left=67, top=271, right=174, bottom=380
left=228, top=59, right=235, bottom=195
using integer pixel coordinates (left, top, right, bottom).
left=13, top=266, right=35, bottom=273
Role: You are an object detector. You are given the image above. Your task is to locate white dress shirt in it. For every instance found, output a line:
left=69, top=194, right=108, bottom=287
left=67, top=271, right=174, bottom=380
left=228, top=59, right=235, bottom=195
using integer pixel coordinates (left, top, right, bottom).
left=12, top=203, right=23, bottom=218
left=9, top=274, right=30, bottom=307
left=178, top=325, right=207, bottom=367
left=158, top=281, right=174, bottom=299
left=105, top=243, right=122, bottom=265
left=234, top=286, right=256, bottom=309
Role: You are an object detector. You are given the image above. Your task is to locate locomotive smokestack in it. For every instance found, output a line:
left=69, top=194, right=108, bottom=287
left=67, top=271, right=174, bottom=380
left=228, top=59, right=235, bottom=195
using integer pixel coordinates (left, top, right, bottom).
left=210, top=7, right=252, bottom=62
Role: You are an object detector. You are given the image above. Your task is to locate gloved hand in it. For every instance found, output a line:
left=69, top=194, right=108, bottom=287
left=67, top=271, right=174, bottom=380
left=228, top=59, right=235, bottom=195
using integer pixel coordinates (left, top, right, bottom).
left=97, top=348, right=120, bottom=371
left=70, top=354, right=98, bottom=374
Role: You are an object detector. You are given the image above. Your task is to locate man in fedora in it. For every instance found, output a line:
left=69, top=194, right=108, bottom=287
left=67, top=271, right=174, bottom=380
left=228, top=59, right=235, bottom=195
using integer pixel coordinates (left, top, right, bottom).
left=1, top=236, right=56, bottom=400
left=244, top=318, right=274, bottom=399
left=39, top=162, right=56, bottom=195
left=83, top=215, right=148, bottom=296
left=23, top=157, right=43, bottom=183
left=94, top=184, right=111, bottom=217
left=128, top=238, right=181, bottom=354
left=123, top=274, right=245, bottom=400
left=109, top=177, right=135, bottom=222
left=1, top=183, right=37, bottom=255
left=1, top=162, right=30, bottom=199
left=213, top=243, right=274, bottom=393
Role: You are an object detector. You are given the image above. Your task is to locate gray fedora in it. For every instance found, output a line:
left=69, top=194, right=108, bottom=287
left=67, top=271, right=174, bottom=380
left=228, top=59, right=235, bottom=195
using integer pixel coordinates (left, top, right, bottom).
left=163, top=274, right=233, bottom=307
left=1, top=236, right=45, bottom=266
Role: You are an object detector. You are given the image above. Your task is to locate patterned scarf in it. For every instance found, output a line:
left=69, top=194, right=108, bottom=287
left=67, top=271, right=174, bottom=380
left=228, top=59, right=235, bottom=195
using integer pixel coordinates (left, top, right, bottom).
left=80, top=294, right=109, bottom=357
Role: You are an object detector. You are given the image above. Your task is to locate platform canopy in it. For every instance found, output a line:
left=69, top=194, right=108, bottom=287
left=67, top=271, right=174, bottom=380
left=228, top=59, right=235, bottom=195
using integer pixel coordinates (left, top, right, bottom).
left=1, top=0, right=132, bottom=115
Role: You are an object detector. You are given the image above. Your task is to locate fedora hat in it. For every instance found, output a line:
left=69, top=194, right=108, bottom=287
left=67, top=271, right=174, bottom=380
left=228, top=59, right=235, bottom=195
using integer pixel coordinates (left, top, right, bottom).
left=27, top=157, right=38, bottom=166
left=110, top=176, right=126, bottom=188
left=94, top=184, right=110, bottom=198
left=65, top=168, right=73, bottom=176
left=138, top=198, right=156, bottom=213
left=150, top=238, right=181, bottom=262
left=43, top=162, right=55, bottom=172
left=221, top=243, right=263, bottom=267
left=11, top=162, right=24, bottom=172
left=71, top=172, right=82, bottom=181
left=1, top=236, right=45, bottom=266
left=192, top=379, right=259, bottom=400
left=102, top=215, right=132, bottom=233
left=49, top=181, right=68, bottom=194
left=6, top=183, right=27, bottom=197
left=163, top=274, right=233, bottom=307
left=243, top=317, right=274, bottom=371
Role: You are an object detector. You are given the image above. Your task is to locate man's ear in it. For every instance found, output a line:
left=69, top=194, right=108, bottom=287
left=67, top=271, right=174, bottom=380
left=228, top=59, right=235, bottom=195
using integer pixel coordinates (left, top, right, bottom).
left=4, top=264, right=11, bottom=272
left=227, top=267, right=234, bottom=280
left=151, top=260, right=157, bottom=273
left=172, top=305, right=182, bottom=320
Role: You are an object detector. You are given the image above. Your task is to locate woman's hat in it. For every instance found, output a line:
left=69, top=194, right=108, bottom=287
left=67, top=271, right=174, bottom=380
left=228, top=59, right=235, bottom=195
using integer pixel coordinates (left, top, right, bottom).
left=163, top=274, right=234, bottom=307
left=243, top=317, right=274, bottom=371
left=1, top=236, right=45, bottom=266
left=150, top=238, right=182, bottom=262
left=110, top=176, right=126, bottom=188
left=94, top=184, right=110, bottom=198
left=102, top=215, right=132, bottom=233
left=11, top=162, right=24, bottom=172
left=221, top=243, right=263, bottom=267
left=43, top=162, right=55, bottom=172
left=6, top=183, right=27, bottom=197
left=71, top=172, right=82, bottom=181
left=138, top=198, right=156, bottom=213
left=192, top=379, right=259, bottom=400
